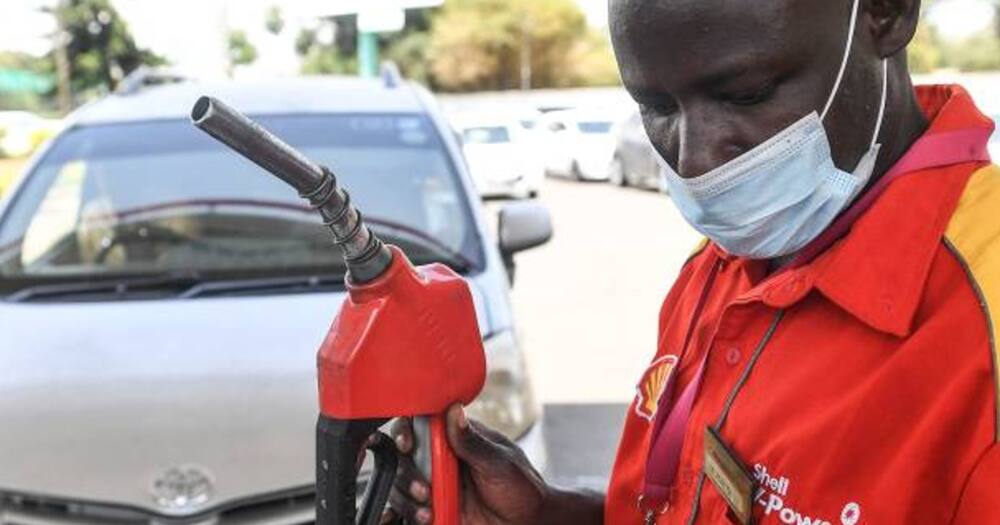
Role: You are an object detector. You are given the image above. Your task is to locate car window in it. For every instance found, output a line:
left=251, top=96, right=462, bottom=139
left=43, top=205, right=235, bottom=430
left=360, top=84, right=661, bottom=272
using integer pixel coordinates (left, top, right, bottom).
left=0, top=114, right=483, bottom=293
left=462, top=126, right=511, bottom=144
left=577, top=121, right=613, bottom=134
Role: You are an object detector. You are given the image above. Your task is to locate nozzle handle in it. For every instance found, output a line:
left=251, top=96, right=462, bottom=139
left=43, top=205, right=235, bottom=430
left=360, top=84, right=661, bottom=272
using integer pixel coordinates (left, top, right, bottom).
left=414, top=415, right=462, bottom=525
left=191, top=96, right=392, bottom=282
left=316, top=416, right=397, bottom=525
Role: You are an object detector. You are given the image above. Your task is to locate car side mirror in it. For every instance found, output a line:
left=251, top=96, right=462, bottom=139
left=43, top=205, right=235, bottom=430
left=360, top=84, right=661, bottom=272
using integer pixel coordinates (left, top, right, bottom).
left=498, top=202, right=552, bottom=284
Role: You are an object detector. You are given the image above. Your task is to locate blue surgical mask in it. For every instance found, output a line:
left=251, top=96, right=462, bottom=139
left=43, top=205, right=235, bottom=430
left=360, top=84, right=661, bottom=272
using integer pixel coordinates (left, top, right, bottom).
left=662, top=0, right=888, bottom=259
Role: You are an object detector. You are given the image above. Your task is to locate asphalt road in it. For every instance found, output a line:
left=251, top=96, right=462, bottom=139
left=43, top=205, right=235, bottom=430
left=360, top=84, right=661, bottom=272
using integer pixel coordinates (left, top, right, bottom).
left=488, top=176, right=702, bottom=404
left=542, top=403, right=628, bottom=489
left=483, top=176, right=701, bottom=485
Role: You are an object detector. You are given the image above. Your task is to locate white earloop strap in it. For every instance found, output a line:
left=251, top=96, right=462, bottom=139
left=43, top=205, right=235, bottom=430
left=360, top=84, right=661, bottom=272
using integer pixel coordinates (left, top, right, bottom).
left=820, top=0, right=862, bottom=121
left=870, top=59, right=889, bottom=148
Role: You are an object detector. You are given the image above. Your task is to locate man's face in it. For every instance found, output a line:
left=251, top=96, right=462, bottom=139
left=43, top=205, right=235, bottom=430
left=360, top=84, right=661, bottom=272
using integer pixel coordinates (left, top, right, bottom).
left=610, top=0, right=882, bottom=179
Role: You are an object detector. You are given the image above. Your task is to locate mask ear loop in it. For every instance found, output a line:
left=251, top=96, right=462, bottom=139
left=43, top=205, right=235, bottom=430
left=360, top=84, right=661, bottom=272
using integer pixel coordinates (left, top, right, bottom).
left=820, top=0, right=862, bottom=122
left=870, top=59, right=889, bottom=149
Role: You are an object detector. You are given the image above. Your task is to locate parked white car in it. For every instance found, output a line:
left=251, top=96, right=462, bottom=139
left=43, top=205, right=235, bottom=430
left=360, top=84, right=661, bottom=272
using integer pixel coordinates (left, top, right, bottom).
left=456, top=114, right=544, bottom=198
left=540, top=109, right=620, bottom=181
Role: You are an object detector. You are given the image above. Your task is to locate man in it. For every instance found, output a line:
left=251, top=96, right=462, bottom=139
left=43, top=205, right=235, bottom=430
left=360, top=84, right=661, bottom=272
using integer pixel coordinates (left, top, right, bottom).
left=386, top=0, right=1000, bottom=522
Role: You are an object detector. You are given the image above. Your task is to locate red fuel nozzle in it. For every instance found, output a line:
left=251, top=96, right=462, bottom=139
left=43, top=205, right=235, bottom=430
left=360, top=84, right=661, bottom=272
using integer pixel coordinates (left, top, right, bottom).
left=192, top=96, right=485, bottom=525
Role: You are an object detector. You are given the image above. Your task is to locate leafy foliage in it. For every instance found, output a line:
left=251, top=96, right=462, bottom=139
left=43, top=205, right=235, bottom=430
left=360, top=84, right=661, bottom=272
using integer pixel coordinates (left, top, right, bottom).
left=226, top=30, right=258, bottom=72
left=295, top=0, right=618, bottom=92
left=909, top=22, right=944, bottom=73
left=295, top=24, right=358, bottom=75
left=943, top=28, right=1000, bottom=71
left=52, top=0, right=165, bottom=95
left=427, top=0, right=616, bottom=91
left=0, top=52, right=56, bottom=112
left=265, top=6, right=285, bottom=35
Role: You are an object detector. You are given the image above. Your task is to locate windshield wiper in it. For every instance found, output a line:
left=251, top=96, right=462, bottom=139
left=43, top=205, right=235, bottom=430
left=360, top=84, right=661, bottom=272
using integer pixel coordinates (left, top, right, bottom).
left=5, top=273, right=204, bottom=303
left=369, top=222, right=475, bottom=273
left=178, top=274, right=345, bottom=299
left=5, top=273, right=350, bottom=302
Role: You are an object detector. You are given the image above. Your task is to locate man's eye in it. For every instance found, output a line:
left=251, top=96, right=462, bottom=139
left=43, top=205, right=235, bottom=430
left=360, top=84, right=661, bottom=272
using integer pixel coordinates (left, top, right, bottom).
left=725, top=83, right=776, bottom=106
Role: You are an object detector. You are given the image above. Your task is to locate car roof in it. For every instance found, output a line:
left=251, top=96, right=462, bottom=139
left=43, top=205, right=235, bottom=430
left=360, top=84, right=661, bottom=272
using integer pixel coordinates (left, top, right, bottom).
left=70, top=76, right=428, bottom=126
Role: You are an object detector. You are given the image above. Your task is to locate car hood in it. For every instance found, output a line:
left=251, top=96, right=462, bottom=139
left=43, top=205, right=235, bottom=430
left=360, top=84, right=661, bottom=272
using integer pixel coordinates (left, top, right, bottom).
left=0, top=281, right=491, bottom=516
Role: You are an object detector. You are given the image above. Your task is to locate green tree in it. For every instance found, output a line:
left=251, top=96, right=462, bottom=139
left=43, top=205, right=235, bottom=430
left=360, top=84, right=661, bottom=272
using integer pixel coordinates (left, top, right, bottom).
left=384, top=31, right=432, bottom=84
left=265, top=6, right=285, bottom=36
left=565, top=29, right=621, bottom=87
left=295, top=23, right=357, bottom=75
left=49, top=0, right=165, bottom=96
left=427, top=0, right=613, bottom=91
left=296, top=11, right=432, bottom=78
left=943, top=28, right=1000, bottom=71
left=908, top=22, right=943, bottom=73
left=0, top=52, right=56, bottom=112
left=916, top=0, right=1000, bottom=72
left=226, top=30, right=258, bottom=75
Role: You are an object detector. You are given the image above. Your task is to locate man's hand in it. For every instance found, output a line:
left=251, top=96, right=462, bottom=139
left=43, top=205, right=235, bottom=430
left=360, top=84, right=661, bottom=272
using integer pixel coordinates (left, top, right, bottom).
left=383, top=404, right=603, bottom=525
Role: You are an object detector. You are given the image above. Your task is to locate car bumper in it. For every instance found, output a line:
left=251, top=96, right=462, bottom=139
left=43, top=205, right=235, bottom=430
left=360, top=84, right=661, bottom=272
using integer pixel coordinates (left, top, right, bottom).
left=576, top=157, right=612, bottom=181
left=0, top=420, right=549, bottom=525
left=477, top=176, right=531, bottom=198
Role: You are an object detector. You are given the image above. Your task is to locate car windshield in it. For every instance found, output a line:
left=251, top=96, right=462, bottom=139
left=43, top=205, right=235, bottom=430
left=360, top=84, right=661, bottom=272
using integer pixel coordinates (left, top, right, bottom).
left=462, top=126, right=510, bottom=144
left=577, top=121, right=613, bottom=134
left=0, top=114, right=482, bottom=296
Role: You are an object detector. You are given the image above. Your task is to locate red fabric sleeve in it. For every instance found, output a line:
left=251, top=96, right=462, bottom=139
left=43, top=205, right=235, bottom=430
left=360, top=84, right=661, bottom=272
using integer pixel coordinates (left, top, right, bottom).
left=953, top=445, right=1000, bottom=524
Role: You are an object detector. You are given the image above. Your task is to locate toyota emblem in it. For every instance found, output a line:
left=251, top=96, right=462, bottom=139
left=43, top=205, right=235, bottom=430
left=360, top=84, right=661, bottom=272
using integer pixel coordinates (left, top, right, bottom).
left=151, top=465, right=214, bottom=511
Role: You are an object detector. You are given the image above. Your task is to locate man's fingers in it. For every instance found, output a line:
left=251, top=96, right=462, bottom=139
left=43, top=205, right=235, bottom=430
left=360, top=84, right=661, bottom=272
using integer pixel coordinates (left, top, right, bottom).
left=445, top=404, right=506, bottom=473
left=392, top=454, right=430, bottom=503
left=389, top=417, right=415, bottom=455
left=470, top=419, right=513, bottom=446
left=379, top=507, right=398, bottom=525
left=355, top=434, right=379, bottom=473
left=389, top=488, right=433, bottom=525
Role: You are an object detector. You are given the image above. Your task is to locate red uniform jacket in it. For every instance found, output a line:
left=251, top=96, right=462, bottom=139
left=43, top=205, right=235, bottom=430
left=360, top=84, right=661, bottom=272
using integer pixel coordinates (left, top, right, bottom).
left=606, top=85, right=1000, bottom=524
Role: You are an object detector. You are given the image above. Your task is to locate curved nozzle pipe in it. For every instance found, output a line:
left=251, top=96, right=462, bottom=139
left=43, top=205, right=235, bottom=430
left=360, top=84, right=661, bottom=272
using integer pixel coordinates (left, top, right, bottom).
left=190, top=96, right=392, bottom=283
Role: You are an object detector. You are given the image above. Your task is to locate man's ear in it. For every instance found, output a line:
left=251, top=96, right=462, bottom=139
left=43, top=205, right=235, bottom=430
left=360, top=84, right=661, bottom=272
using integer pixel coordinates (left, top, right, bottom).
left=864, top=0, right=922, bottom=57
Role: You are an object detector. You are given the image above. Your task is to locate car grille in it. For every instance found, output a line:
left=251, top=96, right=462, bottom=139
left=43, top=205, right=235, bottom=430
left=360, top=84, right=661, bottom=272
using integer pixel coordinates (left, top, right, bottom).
left=0, top=488, right=316, bottom=525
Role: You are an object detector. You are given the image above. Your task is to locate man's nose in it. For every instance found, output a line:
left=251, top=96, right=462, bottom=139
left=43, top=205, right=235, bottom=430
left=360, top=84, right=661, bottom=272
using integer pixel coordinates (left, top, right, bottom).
left=675, top=117, right=741, bottom=179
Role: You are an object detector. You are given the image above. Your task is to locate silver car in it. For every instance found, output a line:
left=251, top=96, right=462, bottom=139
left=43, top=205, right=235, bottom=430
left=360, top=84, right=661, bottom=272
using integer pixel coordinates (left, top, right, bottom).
left=608, top=111, right=668, bottom=192
left=0, top=76, right=551, bottom=523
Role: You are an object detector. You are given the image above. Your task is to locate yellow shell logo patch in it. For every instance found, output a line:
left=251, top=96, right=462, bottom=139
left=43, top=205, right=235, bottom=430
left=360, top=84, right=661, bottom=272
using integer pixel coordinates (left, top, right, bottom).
left=635, top=355, right=679, bottom=421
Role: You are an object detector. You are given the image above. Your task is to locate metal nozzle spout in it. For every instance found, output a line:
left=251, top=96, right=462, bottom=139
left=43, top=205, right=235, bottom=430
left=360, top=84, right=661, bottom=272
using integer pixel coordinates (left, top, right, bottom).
left=191, top=96, right=392, bottom=283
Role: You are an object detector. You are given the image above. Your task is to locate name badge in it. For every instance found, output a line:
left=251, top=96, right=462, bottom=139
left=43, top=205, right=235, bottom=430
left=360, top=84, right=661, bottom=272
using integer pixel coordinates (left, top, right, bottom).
left=704, top=426, right=756, bottom=525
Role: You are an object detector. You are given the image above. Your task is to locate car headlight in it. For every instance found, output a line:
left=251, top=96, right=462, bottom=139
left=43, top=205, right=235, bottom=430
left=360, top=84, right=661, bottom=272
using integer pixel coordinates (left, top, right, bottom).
left=465, top=330, right=538, bottom=440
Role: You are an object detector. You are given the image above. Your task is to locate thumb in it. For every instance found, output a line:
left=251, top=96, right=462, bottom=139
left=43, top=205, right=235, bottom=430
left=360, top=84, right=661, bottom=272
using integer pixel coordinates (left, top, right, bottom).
left=444, top=404, right=497, bottom=470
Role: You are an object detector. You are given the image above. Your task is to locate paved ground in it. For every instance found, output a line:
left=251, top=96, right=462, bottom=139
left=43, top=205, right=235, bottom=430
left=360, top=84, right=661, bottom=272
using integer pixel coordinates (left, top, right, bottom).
left=487, top=176, right=701, bottom=404
left=542, top=403, right=628, bottom=490
left=486, top=176, right=699, bottom=486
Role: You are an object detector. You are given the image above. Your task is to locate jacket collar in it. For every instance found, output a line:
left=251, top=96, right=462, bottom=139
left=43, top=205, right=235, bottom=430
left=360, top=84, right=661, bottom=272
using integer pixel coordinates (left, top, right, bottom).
left=728, top=85, right=994, bottom=337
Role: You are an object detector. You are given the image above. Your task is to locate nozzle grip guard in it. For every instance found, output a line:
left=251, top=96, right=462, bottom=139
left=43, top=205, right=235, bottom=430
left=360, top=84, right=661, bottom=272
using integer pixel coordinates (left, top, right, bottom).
left=316, top=416, right=397, bottom=525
